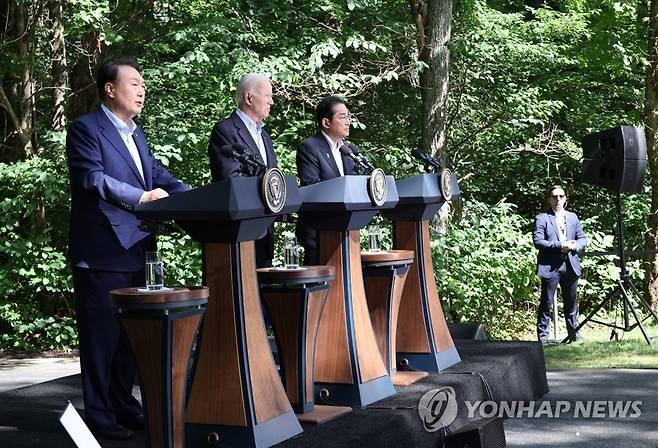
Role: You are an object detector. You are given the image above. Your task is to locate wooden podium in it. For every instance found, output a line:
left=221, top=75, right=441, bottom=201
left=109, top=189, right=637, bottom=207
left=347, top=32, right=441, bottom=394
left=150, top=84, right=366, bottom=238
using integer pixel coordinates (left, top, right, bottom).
left=299, top=175, right=398, bottom=406
left=135, top=176, right=303, bottom=448
left=382, top=173, right=462, bottom=372
left=111, top=287, right=208, bottom=448
left=361, top=250, right=427, bottom=386
left=258, top=266, right=352, bottom=424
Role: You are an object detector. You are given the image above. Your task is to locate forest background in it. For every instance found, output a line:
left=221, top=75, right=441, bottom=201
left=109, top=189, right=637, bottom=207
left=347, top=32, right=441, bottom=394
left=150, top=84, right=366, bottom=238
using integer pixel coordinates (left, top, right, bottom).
left=2, top=0, right=658, bottom=351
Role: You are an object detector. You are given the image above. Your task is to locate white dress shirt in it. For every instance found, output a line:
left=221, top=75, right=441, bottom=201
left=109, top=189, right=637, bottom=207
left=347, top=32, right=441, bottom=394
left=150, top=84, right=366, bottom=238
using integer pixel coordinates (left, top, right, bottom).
left=322, top=131, right=344, bottom=176
left=101, top=104, right=145, bottom=183
left=236, top=108, right=268, bottom=165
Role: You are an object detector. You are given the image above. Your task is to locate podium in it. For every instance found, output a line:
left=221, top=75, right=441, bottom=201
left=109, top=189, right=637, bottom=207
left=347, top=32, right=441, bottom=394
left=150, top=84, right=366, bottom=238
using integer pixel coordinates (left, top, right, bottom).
left=361, top=250, right=428, bottom=387
left=135, top=176, right=303, bottom=448
left=382, top=172, right=462, bottom=372
left=299, top=175, right=398, bottom=406
left=111, top=287, right=208, bottom=448
left=257, top=266, right=352, bottom=424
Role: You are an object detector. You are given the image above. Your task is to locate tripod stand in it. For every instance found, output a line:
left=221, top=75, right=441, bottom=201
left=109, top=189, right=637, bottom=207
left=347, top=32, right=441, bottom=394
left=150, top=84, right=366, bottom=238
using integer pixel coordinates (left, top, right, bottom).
left=562, top=192, right=658, bottom=345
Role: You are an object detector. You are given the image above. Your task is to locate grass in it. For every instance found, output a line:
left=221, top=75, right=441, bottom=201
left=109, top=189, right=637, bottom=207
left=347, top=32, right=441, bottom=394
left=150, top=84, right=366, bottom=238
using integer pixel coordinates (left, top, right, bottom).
left=542, top=320, right=658, bottom=369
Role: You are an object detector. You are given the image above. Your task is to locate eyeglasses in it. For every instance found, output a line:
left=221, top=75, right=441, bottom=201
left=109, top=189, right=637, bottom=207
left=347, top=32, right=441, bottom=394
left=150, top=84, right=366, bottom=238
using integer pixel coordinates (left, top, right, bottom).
left=551, top=194, right=565, bottom=199
left=335, top=114, right=351, bottom=122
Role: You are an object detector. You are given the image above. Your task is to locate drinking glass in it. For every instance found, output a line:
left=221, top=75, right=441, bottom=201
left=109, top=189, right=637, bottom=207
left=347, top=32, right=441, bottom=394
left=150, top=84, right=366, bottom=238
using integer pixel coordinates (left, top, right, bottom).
left=145, top=251, right=164, bottom=290
left=368, top=225, right=381, bottom=252
left=284, top=237, right=300, bottom=269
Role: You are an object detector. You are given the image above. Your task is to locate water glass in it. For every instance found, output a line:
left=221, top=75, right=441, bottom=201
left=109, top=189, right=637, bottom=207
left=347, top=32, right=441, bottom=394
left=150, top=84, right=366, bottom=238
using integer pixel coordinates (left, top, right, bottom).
left=368, top=225, right=382, bottom=252
left=284, top=237, right=300, bottom=269
left=145, top=251, right=164, bottom=290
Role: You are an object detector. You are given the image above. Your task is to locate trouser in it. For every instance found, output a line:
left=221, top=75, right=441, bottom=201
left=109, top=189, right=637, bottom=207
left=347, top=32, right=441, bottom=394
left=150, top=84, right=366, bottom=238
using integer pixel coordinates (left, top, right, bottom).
left=537, top=261, right=579, bottom=341
left=73, top=267, right=144, bottom=428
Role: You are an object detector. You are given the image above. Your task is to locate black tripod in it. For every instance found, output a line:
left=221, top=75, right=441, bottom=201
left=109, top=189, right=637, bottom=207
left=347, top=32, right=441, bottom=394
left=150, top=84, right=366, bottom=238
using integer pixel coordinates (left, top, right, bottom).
left=562, top=192, right=658, bottom=345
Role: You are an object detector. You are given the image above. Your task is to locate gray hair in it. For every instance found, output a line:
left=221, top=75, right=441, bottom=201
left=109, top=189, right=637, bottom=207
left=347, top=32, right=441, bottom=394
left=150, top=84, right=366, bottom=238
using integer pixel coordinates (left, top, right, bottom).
left=235, top=73, right=271, bottom=107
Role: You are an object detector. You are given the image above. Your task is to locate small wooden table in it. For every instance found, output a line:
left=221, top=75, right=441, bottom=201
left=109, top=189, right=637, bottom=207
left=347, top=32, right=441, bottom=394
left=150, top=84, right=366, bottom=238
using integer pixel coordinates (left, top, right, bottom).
left=258, top=266, right=351, bottom=424
left=111, top=286, right=208, bottom=448
left=361, top=251, right=428, bottom=386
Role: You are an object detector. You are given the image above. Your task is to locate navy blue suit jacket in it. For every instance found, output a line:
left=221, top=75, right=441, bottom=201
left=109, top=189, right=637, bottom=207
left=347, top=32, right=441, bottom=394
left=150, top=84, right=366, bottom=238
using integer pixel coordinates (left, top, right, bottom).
left=208, top=111, right=277, bottom=181
left=207, top=111, right=278, bottom=266
left=66, top=109, right=190, bottom=272
left=296, top=133, right=357, bottom=264
left=533, top=209, right=587, bottom=278
left=296, top=133, right=357, bottom=187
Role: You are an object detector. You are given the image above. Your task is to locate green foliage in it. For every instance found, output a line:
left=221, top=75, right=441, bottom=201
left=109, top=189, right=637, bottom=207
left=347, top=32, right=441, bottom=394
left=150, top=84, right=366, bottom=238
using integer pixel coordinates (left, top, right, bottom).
left=0, top=147, right=75, bottom=351
left=433, top=200, right=537, bottom=339
left=0, top=0, right=654, bottom=351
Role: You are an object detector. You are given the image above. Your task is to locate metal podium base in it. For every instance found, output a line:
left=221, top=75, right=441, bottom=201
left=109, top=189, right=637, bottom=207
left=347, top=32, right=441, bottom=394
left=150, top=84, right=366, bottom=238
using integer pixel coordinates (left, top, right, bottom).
left=315, top=375, right=396, bottom=407
left=397, top=345, right=462, bottom=373
left=185, top=411, right=302, bottom=448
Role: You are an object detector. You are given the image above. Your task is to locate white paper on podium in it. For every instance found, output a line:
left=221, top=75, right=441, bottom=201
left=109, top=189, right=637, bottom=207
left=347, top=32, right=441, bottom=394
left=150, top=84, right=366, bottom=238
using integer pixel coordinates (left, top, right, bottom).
left=59, top=402, right=102, bottom=448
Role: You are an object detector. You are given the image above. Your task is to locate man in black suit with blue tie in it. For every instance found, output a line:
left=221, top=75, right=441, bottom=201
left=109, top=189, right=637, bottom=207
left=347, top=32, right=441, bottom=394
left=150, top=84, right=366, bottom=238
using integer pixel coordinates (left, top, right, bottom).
left=296, top=96, right=357, bottom=264
left=533, top=184, right=587, bottom=343
left=207, top=73, right=278, bottom=267
left=66, top=56, right=190, bottom=440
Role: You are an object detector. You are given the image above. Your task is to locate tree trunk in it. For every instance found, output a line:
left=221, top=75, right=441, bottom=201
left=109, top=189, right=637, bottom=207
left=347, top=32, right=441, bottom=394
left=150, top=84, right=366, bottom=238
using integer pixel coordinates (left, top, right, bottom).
left=49, top=0, right=68, bottom=132
left=644, top=0, right=658, bottom=312
left=70, top=31, right=105, bottom=119
left=0, top=1, right=37, bottom=160
left=420, top=0, right=452, bottom=162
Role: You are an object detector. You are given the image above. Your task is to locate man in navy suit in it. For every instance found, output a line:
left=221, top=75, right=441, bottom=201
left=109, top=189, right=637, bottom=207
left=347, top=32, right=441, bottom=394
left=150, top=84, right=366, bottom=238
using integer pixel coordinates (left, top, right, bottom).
left=207, top=73, right=277, bottom=267
left=533, top=185, right=587, bottom=343
left=296, top=96, right=357, bottom=264
left=66, top=56, right=190, bottom=440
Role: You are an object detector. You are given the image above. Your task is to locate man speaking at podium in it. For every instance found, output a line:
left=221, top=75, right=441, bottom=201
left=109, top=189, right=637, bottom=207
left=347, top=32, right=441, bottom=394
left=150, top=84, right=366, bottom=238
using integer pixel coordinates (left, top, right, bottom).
left=533, top=184, right=587, bottom=343
left=296, top=96, right=357, bottom=264
left=66, top=56, right=190, bottom=439
left=207, top=73, right=278, bottom=267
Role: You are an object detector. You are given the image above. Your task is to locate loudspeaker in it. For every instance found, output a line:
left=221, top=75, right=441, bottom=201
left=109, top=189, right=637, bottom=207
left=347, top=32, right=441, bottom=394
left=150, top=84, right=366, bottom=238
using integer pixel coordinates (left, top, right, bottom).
left=445, top=416, right=506, bottom=448
left=581, top=126, right=646, bottom=193
left=448, top=323, right=488, bottom=341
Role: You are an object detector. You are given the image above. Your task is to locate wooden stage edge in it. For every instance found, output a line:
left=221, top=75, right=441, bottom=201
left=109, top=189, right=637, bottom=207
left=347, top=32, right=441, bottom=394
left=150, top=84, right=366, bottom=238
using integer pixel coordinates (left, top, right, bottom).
left=296, top=405, right=353, bottom=425
left=391, top=371, right=429, bottom=387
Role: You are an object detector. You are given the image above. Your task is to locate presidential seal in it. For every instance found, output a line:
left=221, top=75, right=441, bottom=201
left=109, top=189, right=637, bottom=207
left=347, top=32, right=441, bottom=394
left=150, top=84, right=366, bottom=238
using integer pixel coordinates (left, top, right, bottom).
left=439, top=169, right=453, bottom=201
left=262, top=168, right=286, bottom=214
left=368, top=168, right=387, bottom=207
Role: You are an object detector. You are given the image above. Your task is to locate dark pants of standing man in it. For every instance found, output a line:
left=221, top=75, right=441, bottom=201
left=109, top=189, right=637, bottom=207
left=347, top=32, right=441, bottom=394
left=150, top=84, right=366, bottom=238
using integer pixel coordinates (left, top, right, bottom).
left=73, top=268, right=144, bottom=429
left=537, top=261, right=579, bottom=342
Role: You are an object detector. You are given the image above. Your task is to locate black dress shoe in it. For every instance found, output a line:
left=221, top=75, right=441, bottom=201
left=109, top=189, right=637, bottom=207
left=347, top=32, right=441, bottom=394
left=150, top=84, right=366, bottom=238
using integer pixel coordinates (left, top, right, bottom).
left=91, top=423, right=134, bottom=440
left=118, top=413, right=145, bottom=430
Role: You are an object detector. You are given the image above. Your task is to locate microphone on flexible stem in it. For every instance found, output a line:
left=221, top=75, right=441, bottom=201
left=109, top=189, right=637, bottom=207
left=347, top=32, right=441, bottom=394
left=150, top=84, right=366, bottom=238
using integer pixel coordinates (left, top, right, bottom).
left=220, top=145, right=265, bottom=176
left=340, top=144, right=375, bottom=174
left=411, top=148, right=443, bottom=171
left=232, top=143, right=267, bottom=175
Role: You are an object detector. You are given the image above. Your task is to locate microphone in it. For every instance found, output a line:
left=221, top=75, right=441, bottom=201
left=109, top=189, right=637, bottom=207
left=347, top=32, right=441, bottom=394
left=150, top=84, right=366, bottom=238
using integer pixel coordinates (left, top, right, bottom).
left=340, top=144, right=375, bottom=174
left=411, top=148, right=443, bottom=170
left=219, top=145, right=265, bottom=175
left=232, top=143, right=267, bottom=174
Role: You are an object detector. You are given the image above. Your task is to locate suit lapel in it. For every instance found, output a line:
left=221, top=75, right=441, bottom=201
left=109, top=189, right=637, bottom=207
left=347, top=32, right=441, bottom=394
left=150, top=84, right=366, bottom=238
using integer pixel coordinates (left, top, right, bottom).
left=232, top=113, right=264, bottom=163
left=547, top=210, right=560, bottom=240
left=317, top=134, right=341, bottom=177
left=132, top=127, right=152, bottom=190
left=262, top=131, right=277, bottom=168
left=96, top=110, right=147, bottom=189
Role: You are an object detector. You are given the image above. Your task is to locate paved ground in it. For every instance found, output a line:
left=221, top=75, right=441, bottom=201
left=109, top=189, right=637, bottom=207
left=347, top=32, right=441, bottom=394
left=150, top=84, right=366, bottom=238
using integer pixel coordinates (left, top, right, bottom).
left=0, top=357, right=80, bottom=393
left=1, top=359, right=657, bottom=447
left=504, top=368, right=658, bottom=447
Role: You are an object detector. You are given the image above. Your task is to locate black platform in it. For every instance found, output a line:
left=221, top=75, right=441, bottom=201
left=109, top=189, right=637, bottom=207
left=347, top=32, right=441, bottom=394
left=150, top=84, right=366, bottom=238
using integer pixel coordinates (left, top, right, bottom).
left=0, top=341, right=547, bottom=448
